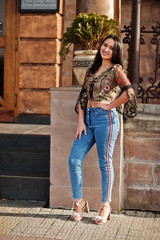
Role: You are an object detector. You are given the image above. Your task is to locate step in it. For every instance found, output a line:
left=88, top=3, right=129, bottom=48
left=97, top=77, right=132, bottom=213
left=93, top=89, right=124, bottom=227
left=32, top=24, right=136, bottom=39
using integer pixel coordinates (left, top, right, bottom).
left=0, top=134, right=50, bottom=151
left=0, top=124, right=50, bottom=202
left=0, top=150, right=50, bottom=172
left=0, top=175, right=49, bottom=201
left=0, top=169, right=49, bottom=177
left=0, top=168, right=50, bottom=201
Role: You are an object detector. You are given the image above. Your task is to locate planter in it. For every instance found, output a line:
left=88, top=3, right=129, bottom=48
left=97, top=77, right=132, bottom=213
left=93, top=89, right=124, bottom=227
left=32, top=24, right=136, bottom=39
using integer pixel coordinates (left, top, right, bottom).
left=72, top=50, right=97, bottom=86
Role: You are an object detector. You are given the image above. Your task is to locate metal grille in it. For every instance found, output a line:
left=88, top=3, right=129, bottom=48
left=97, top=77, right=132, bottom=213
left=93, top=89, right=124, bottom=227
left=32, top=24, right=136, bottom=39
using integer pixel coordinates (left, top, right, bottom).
left=121, top=23, right=160, bottom=103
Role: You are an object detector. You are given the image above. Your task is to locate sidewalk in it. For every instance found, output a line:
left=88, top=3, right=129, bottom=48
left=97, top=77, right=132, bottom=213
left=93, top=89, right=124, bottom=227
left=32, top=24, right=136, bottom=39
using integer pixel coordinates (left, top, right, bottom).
left=0, top=200, right=159, bottom=240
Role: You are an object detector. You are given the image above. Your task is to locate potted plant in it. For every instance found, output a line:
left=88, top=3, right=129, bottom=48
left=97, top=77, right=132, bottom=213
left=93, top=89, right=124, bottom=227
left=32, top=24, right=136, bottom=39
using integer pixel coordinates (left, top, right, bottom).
left=59, top=12, right=119, bottom=85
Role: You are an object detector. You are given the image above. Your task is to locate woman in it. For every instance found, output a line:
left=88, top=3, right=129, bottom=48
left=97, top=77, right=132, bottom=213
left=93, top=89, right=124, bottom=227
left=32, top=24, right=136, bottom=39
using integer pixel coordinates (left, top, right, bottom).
left=68, top=35, right=134, bottom=224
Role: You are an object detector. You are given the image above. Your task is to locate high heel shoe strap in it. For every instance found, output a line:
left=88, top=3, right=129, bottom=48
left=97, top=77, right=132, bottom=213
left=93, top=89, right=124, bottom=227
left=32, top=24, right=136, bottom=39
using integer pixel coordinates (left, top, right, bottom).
left=71, top=198, right=83, bottom=210
left=94, top=204, right=111, bottom=223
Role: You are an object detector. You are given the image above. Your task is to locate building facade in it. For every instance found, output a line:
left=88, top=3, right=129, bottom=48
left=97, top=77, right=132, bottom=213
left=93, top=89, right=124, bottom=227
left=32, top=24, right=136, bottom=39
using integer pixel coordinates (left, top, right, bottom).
left=0, top=0, right=159, bottom=211
left=0, top=0, right=159, bottom=123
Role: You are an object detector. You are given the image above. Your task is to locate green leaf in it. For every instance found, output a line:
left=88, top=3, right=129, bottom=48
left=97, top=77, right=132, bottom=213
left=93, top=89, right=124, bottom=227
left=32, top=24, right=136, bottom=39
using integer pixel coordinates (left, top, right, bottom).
left=59, top=12, right=119, bottom=59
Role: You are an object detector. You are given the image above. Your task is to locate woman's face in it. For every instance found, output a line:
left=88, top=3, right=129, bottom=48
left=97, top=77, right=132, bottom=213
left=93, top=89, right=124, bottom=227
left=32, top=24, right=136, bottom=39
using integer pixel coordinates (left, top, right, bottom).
left=100, top=38, right=115, bottom=61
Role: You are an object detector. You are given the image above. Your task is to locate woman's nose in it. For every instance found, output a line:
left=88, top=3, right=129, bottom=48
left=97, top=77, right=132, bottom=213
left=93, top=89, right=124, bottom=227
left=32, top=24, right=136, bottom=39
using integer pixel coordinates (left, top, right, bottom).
left=104, top=47, right=109, bottom=51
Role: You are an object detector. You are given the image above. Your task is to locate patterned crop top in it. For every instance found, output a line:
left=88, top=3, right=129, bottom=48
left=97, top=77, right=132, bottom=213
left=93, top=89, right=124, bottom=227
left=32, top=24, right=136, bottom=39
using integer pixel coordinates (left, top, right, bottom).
left=75, top=64, right=133, bottom=114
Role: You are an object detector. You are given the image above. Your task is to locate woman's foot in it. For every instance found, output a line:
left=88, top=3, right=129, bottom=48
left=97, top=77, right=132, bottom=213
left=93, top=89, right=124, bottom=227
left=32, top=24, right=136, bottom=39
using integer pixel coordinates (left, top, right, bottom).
left=71, top=199, right=89, bottom=221
left=94, top=202, right=111, bottom=224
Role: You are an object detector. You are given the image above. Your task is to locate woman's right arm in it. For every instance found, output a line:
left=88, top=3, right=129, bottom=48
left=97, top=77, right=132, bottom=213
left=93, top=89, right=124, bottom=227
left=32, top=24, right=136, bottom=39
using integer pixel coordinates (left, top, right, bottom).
left=74, top=103, right=87, bottom=140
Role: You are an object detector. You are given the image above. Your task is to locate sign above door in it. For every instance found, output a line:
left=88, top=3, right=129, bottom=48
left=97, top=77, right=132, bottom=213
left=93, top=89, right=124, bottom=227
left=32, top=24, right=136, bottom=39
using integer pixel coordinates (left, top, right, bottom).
left=18, top=0, right=59, bottom=13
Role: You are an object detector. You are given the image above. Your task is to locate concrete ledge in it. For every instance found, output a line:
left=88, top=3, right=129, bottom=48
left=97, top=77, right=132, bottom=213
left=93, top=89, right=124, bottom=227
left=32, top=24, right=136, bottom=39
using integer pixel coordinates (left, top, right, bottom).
left=124, top=114, right=160, bottom=133
left=137, top=103, right=160, bottom=115
left=0, top=124, right=50, bottom=135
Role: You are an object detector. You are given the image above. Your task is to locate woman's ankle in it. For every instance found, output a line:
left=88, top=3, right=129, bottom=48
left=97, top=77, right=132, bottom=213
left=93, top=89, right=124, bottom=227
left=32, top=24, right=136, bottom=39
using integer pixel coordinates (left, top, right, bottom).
left=72, top=199, right=85, bottom=212
left=102, top=201, right=110, bottom=207
left=73, top=198, right=83, bottom=206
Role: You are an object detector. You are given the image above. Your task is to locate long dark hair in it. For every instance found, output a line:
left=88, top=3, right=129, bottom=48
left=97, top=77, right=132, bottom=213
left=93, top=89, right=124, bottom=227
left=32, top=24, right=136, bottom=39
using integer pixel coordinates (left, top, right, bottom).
left=89, top=35, right=123, bottom=74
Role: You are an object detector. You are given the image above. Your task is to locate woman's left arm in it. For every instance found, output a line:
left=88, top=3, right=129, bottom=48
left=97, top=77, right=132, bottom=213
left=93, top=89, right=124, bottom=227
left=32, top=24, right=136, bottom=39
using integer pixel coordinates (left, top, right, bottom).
left=94, top=90, right=130, bottom=110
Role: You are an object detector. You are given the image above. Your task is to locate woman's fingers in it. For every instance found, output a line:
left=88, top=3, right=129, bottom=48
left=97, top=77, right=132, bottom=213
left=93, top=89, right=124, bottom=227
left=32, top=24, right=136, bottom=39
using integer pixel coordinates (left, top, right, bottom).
left=79, top=127, right=87, bottom=139
left=74, top=130, right=81, bottom=140
left=79, top=131, right=82, bottom=140
left=74, top=132, right=79, bottom=140
left=75, top=122, right=87, bottom=140
left=75, top=128, right=87, bottom=140
left=94, top=101, right=110, bottom=110
left=94, top=101, right=100, bottom=107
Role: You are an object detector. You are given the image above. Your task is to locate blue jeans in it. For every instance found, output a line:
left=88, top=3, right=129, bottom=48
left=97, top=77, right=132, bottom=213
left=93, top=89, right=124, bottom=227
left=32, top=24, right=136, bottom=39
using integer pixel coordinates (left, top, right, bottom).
left=68, top=107, right=120, bottom=202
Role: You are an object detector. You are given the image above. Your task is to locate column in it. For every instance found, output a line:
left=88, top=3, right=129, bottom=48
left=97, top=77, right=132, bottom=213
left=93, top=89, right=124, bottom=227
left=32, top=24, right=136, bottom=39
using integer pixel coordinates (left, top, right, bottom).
left=77, top=0, right=114, bottom=18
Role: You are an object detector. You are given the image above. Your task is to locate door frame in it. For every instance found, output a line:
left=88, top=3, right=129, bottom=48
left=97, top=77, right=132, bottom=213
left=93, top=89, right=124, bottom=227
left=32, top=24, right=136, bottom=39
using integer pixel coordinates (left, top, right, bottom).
left=0, top=0, right=17, bottom=122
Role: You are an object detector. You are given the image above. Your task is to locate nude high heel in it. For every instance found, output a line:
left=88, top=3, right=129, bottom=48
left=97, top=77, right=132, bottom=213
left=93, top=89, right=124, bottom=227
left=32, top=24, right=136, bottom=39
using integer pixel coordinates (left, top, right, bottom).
left=71, top=198, right=89, bottom=221
left=94, top=202, right=111, bottom=224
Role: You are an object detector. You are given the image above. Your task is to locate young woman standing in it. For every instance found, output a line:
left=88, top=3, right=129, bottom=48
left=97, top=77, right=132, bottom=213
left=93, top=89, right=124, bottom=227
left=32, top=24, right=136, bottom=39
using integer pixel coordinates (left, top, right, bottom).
left=68, top=35, right=135, bottom=224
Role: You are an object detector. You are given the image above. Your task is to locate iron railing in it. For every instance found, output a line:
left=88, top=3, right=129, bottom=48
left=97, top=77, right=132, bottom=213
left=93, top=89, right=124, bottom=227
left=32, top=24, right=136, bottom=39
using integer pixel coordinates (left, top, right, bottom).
left=121, top=23, right=160, bottom=103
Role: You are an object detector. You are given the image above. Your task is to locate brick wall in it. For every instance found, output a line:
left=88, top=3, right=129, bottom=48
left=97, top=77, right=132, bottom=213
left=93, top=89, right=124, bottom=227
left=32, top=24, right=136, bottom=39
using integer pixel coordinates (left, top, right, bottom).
left=123, top=104, right=160, bottom=211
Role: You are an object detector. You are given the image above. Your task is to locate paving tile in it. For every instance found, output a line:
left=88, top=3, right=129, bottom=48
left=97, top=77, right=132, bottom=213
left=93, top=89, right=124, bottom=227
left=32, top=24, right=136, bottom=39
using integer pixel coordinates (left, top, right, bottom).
left=0, top=234, right=15, bottom=240
left=0, top=200, right=160, bottom=240
left=136, top=211, right=147, bottom=217
left=115, top=236, right=127, bottom=240
left=146, top=212, right=156, bottom=218
left=127, top=237, right=146, bottom=240
left=125, top=211, right=137, bottom=216
left=14, top=237, right=36, bottom=240
left=36, top=238, right=53, bottom=240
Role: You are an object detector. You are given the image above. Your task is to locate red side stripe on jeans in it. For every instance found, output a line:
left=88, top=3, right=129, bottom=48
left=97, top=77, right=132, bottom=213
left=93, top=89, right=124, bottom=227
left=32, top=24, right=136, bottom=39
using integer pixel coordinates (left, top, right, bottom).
left=106, top=110, right=113, bottom=202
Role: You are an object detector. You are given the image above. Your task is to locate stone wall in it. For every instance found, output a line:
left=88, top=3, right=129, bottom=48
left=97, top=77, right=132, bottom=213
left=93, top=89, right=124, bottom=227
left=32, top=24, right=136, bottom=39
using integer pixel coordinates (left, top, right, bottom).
left=123, top=104, right=160, bottom=211
left=50, top=89, right=160, bottom=211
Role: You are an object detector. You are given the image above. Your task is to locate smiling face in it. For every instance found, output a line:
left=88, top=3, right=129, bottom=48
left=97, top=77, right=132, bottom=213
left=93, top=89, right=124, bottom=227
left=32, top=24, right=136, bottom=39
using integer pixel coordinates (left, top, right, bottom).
left=100, top=38, right=115, bottom=62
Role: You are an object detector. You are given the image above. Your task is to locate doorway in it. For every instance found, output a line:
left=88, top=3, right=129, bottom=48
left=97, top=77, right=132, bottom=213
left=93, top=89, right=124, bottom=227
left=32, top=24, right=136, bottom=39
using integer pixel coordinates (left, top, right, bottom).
left=0, top=0, right=16, bottom=122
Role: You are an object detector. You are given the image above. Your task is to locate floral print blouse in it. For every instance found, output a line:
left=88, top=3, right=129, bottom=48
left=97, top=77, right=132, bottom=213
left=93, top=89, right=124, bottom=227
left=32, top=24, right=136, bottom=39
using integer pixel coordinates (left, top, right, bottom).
left=75, top=64, right=132, bottom=114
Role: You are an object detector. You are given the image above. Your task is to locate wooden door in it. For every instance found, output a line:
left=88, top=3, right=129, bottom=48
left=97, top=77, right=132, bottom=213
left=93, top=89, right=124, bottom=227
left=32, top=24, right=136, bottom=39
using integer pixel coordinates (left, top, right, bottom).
left=0, top=0, right=16, bottom=122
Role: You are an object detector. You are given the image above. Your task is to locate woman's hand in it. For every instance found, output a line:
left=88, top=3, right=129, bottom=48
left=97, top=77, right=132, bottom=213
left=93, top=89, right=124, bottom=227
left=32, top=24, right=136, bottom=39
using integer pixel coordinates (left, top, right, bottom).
left=75, top=122, right=87, bottom=140
left=93, top=101, right=111, bottom=110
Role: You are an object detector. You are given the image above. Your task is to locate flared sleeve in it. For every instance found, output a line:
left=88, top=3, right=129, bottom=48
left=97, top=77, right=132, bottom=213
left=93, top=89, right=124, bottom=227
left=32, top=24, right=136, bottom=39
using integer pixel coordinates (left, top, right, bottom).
left=74, top=69, right=90, bottom=114
left=113, top=64, right=135, bottom=99
left=113, top=64, right=131, bottom=88
left=113, top=64, right=137, bottom=118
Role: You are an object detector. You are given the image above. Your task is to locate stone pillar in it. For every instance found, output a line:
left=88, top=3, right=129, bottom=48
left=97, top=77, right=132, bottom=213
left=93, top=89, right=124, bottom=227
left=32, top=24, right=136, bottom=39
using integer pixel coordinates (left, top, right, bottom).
left=61, top=0, right=76, bottom=87
left=114, top=0, right=121, bottom=23
left=50, top=87, right=123, bottom=210
left=77, top=0, right=114, bottom=18
left=114, top=0, right=121, bottom=35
